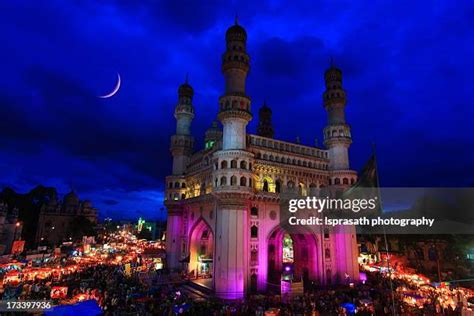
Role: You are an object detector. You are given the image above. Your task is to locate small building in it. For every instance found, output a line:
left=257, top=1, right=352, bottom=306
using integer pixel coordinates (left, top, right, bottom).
left=0, top=201, right=22, bottom=254
left=35, top=191, right=97, bottom=246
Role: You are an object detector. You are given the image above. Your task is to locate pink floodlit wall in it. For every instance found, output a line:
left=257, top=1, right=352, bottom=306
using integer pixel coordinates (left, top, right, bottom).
left=165, top=213, right=182, bottom=270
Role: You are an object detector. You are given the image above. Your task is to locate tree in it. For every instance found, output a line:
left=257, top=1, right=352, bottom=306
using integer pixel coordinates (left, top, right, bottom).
left=68, top=216, right=96, bottom=241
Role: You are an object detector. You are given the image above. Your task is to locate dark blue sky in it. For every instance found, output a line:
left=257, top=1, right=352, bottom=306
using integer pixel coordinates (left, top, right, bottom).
left=1, top=1, right=473, bottom=220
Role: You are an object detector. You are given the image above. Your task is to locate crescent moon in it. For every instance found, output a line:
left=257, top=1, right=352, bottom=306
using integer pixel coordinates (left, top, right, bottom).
left=98, top=72, right=121, bottom=98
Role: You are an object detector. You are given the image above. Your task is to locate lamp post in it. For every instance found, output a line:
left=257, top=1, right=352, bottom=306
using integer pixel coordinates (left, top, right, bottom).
left=14, top=221, right=21, bottom=241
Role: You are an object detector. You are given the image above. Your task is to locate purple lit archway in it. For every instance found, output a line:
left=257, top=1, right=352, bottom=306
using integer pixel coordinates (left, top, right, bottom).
left=267, top=225, right=319, bottom=291
left=188, top=217, right=214, bottom=278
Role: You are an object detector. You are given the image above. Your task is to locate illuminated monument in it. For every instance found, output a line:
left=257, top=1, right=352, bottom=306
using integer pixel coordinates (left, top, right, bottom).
left=165, top=21, right=359, bottom=299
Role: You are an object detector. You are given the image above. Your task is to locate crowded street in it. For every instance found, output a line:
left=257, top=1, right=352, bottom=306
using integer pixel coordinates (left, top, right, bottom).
left=0, top=228, right=472, bottom=315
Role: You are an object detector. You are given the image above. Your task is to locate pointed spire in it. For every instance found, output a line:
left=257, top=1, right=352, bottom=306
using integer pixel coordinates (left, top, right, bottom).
left=178, top=73, right=194, bottom=98
left=257, top=100, right=274, bottom=138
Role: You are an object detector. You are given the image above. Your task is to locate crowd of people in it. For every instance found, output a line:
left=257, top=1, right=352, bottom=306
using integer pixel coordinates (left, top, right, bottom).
left=2, top=261, right=472, bottom=315
left=0, top=230, right=472, bottom=315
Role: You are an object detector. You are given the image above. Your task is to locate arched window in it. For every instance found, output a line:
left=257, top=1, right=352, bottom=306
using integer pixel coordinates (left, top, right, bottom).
left=231, top=160, right=237, bottom=168
left=343, top=178, right=349, bottom=185
left=275, top=180, right=281, bottom=193
left=220, top=176, right=227, bottom=186
left=251, top=225, right=258, bottom=238
left=221, top=160, right=228, bottom=169
left=231, top=175, right=237, bottom=186
left=168, top=182, right=172, bottom=189
left=335, top=178, right=341, bottom=185
left=214, top=178, right=218, bottom=187
left=181, top=182, right=186, bottom=188
left=240, top=161, right=247, bottom=169
left=251, top=207, right=258, bottom=216
left=263, top=180, right=269, bottom=192
left=251, top=250, right=258, bottom=262
left=240, top=177, right=247, bottom=186
left=174, top=182, right=180, bottom=188
left=325, top=248, right=331, bottom=258
left=287, top=181, right=295, bottom=189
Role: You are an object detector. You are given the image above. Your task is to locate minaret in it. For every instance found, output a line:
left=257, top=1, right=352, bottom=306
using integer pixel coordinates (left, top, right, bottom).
left=257, top=101, right=274, bottom=138
left=217, top=19, right=252, bottom=149
left=170, top=76, right=195, bottom=175
left=323, top=65, right=352, bottom=170
left=165, top=77, right=194, bottom=271
left=212, top=20, right=253, bottom=300
left=204, top=121, right=223, bottom=149
left=322, top=64, right=359, bottom=285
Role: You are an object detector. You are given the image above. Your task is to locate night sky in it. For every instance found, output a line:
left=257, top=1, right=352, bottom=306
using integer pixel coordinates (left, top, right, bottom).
left=1, top=1, right=473, bottom=221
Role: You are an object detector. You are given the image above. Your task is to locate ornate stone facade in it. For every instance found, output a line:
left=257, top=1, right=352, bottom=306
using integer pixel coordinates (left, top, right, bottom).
left=165, top=21, right=360, bottom=299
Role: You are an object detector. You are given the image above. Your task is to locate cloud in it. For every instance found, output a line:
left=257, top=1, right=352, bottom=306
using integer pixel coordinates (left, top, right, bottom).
left=1, top=0, right=474, bottom=221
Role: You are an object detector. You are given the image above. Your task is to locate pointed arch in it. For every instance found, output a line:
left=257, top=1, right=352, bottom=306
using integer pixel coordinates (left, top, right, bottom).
left=188, top=217, right=214, bottom=277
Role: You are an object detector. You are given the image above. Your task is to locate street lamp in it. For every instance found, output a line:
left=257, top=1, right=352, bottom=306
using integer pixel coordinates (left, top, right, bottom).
left=14, top=221, right=21, bottom=240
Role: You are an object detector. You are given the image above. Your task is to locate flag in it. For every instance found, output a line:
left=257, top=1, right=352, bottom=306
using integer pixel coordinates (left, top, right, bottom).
left=353, top=153, right=379, bottom=188
left=343, top=153, right=382, bottom=216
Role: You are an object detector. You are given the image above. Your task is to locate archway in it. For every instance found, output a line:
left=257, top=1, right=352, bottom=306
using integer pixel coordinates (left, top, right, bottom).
left=189, top=218, right=214, bottom=279
left=261, top=176, right=275, bottom=192
left=267, top=225, right=318, bottom=292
